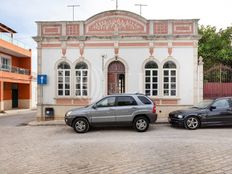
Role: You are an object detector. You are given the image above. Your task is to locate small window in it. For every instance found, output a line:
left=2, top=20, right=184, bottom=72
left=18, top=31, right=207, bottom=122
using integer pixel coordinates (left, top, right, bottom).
left=145, top=61, right=158, bottom=69
left=57, top=62, right=71, bottom=96
left=163, top=61, right=176, bottom=69
left=0, top=56, right=11, bottom=70
left=138, top=96, right=152, bottom=105
left=163, top=61, right=177, bottom=96
left=116, top=96, right=137, bottom=106
left=75, top=62, right=88, bottom=96
left=58, top=62, right=70, bottom=69
left=144, top=61, right=158, bottom=96
left=75, top=62, right=88, bottom=69
left=96, top=97, right=116, bottom=107
left=212, top=99, right=230, bottom=109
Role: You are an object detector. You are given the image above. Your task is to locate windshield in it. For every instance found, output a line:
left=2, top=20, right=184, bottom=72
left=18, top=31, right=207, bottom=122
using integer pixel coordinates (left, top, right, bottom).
left=193, top=100, right=213, bottom=109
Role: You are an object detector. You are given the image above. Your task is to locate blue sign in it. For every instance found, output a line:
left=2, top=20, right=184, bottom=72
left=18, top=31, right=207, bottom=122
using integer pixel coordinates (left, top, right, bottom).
left=37, top=74, right=47, bottom=85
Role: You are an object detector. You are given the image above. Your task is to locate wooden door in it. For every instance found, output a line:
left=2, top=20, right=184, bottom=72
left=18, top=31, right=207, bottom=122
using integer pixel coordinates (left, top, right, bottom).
left=108, top=61, right=125, bottom=94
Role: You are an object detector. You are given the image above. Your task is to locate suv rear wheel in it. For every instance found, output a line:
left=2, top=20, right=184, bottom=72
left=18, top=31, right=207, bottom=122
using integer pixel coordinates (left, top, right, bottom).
left=133, top=116, right=149, bottom=132
left=73, top=118, right=90, bottom=133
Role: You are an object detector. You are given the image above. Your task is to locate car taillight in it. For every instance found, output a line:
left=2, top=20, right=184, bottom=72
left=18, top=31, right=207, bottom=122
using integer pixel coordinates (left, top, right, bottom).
left=152, top=104, right=156, bottom=113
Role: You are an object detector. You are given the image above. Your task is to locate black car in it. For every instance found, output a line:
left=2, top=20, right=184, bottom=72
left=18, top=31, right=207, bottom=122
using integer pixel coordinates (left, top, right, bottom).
left=168, top=97, right=232, bottom=130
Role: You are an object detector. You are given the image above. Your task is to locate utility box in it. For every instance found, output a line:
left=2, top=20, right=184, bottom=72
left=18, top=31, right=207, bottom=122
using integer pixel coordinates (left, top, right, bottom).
left=45, top=107, right=54, bottom=120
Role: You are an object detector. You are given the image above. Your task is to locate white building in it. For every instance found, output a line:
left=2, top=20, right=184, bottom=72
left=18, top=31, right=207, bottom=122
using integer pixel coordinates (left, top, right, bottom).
left=33, top=10, right=203, bottom=120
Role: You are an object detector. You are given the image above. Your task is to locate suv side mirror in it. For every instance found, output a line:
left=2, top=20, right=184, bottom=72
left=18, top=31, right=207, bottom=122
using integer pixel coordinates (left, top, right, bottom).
left=210, top=106, right=216, bottom=111
left=92, top=104, right=97, bottom=109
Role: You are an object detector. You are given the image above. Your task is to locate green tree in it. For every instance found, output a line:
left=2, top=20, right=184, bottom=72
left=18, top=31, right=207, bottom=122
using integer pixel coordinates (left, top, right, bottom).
left=198, top=25, right=232, bottom=69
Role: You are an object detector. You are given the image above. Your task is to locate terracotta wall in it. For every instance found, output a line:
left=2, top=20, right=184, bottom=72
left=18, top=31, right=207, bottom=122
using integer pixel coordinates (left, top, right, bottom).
left=11, top=56, right=19, bottom=67
left=2, top=83, right=31, bottom=100
left=18, top=83, right=31, bottom=99
left=0, top=51, right=31, bottom=72
left=3, top=82, right=11, bottom=100
left=12, top=57, right=31, bottom=71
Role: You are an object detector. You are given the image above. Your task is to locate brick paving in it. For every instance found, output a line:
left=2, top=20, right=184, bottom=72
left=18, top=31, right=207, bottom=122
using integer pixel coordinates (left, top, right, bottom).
left=1, top=123, right=232, bottom=174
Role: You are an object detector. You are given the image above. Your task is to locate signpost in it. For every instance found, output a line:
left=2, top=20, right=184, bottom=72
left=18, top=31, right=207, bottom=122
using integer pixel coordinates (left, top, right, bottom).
left=37, top=74, right=47, bottom=85
left=37, top=74, right=47, bottom=120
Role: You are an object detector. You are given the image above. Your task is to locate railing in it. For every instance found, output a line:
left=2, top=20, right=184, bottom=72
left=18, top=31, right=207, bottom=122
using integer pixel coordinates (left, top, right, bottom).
left=0, top=33, right=29, bottom=50
left=204, top=64, right=232, bottom=99
left=0, top=64, right=30, bottom=75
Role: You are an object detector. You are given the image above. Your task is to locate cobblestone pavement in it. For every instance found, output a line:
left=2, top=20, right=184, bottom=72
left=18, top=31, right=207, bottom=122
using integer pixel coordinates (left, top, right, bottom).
left=0, top=111, right=36, bottom=126
left=1, top=123, right=232, bottom=174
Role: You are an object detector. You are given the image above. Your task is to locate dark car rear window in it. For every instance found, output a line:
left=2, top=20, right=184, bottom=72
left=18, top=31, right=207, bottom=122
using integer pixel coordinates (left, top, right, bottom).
left=138, top=96, right=152, bottom=105
left=229, top=99, right=232, bottom=107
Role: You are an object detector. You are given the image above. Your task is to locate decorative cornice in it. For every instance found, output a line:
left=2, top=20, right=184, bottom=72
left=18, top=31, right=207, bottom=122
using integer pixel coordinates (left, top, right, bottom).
left=33, top=35, right=200, bottom=43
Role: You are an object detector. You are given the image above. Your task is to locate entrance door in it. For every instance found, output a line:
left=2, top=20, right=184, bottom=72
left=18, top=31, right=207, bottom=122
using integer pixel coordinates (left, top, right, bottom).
left=108, top=61, right=125, bottom=94
left=12, top=89, right=18, bottom=108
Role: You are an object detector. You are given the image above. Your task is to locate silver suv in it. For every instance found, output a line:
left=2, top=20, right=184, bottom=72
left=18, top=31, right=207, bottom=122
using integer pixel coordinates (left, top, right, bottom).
left=65, top=93, right=157, bottom=133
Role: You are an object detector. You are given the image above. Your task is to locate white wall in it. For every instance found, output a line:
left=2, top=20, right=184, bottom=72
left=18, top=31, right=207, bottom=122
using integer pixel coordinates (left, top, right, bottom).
left=41, top=45, right=195, bottom=105
left=173, top=47, right=194, bottom=105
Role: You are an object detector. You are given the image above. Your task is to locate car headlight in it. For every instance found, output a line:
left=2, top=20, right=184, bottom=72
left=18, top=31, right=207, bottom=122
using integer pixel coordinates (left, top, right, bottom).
left=177, top=115, right=184, bottom=119
left=66, top=111, right=72, bottom=117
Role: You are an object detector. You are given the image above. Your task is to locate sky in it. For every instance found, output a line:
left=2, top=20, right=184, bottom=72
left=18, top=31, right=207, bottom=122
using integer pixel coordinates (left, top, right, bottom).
left=0, top=0, right=232, bottom=72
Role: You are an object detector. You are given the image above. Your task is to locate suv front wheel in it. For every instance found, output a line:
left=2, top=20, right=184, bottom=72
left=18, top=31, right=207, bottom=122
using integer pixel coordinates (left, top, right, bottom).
left=73, top=118, right=90, bottom=133
left=133, top=116, right=149, bottom=132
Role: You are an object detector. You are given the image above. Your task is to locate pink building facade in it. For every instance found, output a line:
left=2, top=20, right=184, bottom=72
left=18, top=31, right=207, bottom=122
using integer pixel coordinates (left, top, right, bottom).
left=34, top=10, right=203, bottom=120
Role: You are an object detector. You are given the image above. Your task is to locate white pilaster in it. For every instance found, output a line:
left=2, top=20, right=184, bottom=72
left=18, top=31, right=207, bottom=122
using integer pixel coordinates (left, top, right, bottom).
left=80, top=22, right=84, bottom=36
left=61, top=22, right=66, bottom=36
left=149, top=21, right=154, bottom=35
left=168, top=20, right=172, bottom=35
left=198, top=56, right=204, bottom=102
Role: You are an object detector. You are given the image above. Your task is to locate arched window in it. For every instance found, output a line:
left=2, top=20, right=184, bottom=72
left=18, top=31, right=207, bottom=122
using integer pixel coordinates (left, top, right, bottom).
left=75, top=62, right=88, bottom=96
left=145, top=61, right=158, bottom=96
left=57, top=62, right=71, bottom=96
left=163, top=61, right=177, bottom=96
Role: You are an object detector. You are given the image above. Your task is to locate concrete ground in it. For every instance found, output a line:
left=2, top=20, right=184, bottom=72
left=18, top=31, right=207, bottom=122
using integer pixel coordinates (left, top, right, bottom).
left=1, top=111, right=232, bottom=174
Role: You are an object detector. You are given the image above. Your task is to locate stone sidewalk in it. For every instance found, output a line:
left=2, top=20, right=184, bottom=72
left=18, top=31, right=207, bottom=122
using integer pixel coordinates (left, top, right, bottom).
left=0, top=109, right=36, bottom=117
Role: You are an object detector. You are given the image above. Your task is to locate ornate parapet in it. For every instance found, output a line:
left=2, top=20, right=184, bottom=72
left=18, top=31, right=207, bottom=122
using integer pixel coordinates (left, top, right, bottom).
left=85, top=11, right=148, bottom=36
left=34, top=10, right=199, bottom=40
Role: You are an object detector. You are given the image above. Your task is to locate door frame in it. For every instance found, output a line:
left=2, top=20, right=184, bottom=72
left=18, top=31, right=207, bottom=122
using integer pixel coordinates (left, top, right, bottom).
left=104, top=57, right=128, bottom=95
left=12, top=85, right=18, bottom=108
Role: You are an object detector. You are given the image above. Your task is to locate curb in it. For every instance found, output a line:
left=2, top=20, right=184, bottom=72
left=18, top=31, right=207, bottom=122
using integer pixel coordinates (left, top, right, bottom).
left=155, top=121, right=169, bottom=124
left=28, top=120, right=65, bottom=126
left=28, top=120, right=169, bottom=126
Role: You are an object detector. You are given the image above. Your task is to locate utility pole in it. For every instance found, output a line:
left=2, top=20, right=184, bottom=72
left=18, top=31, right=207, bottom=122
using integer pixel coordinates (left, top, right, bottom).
left=135, top=4, right=147, bottom=16
left=67, top=4, right=80, bottom=21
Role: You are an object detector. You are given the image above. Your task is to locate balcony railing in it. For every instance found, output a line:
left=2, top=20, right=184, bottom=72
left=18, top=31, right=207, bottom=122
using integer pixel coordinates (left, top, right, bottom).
left=0, top=33, right=29, bottom=50
left=0, top=64, right=30, bottom=75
